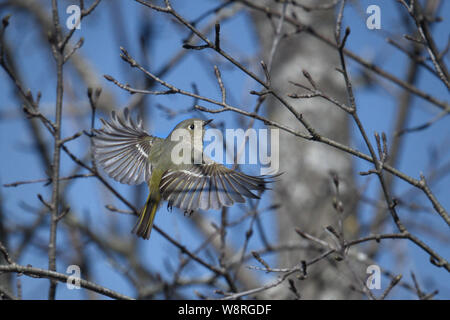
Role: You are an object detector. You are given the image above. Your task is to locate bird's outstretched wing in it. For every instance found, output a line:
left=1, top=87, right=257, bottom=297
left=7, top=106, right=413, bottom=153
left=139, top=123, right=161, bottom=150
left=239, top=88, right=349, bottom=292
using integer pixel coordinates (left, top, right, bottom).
left=92, top=108, right=162, bottom=185
left=159, top=162, right=277, bottom=212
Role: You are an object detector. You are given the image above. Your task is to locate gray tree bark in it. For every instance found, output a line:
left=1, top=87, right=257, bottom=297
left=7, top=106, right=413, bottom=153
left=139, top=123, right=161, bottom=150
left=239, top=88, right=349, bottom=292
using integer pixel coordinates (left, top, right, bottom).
left=251, top=0, right=361, bottom=299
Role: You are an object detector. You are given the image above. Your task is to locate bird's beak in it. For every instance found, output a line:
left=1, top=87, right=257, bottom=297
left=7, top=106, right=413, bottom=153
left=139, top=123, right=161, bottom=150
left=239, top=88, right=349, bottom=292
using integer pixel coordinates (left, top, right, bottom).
left=203, top=119, right=213, bottom=126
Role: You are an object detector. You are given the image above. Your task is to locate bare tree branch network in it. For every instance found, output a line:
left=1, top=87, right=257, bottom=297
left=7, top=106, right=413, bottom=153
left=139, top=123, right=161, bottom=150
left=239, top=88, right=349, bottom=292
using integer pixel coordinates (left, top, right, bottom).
left=0, top=0, right=448, bottom=300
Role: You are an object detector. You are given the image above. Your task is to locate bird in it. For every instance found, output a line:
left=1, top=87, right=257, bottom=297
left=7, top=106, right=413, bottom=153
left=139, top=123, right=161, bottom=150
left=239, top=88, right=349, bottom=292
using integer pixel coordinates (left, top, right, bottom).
left=91, top=108, right=277, bottom=239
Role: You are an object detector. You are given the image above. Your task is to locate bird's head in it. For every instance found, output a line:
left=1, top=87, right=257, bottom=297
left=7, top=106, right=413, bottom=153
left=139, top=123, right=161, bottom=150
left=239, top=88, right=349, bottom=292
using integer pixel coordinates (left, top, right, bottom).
left=170, top=118, right=213, bottom=141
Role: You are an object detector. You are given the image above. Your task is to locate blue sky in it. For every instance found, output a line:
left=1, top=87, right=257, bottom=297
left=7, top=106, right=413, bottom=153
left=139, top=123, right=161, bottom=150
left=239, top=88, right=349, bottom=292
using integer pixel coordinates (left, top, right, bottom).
left=0, top=0, right=448, bottom=299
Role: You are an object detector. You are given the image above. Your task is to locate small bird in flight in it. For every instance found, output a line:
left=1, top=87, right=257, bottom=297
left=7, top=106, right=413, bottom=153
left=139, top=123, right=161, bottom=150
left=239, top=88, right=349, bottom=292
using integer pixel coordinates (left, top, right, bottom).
left=92, top=108, right=277, bottom=239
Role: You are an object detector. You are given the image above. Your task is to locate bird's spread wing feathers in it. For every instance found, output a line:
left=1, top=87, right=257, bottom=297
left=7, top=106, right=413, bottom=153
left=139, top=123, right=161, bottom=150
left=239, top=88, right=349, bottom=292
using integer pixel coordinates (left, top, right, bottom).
left=160, top=163, right=276, bottom=212
left=92, top=108, right=162, bottom=185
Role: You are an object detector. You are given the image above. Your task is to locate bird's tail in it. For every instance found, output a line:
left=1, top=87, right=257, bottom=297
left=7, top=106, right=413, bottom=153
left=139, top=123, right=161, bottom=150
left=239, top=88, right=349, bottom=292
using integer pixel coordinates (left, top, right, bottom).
left=132, top=193, right=159, bottom=240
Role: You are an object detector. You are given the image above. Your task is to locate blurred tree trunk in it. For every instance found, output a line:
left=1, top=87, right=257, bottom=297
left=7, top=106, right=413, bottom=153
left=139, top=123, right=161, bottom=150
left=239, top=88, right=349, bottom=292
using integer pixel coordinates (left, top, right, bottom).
left=251, top=0, right=361, bottom=299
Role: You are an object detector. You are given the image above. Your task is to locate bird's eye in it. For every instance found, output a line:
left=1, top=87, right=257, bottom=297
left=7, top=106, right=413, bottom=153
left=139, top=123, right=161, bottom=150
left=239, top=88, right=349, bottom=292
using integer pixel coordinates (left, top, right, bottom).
left=189, top=124, right=195, bottom=130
